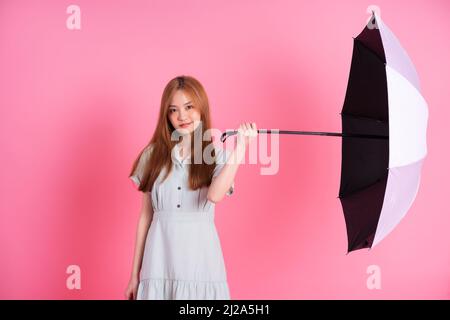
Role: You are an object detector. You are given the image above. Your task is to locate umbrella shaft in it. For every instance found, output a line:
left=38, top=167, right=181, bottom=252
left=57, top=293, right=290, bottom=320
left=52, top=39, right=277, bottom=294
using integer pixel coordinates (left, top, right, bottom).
left=220, top=130, right=388, bottom=142
left=262, top=130, right=388, bottom=139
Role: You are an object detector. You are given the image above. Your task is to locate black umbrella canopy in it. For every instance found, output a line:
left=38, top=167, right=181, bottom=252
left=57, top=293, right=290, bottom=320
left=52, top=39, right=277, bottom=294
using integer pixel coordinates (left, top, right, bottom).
left=339, top=14, right=390, bottom=252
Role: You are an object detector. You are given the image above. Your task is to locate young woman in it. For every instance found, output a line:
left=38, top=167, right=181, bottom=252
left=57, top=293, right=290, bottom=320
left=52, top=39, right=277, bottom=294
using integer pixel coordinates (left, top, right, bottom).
left=124, top=75, right=257, bottom=300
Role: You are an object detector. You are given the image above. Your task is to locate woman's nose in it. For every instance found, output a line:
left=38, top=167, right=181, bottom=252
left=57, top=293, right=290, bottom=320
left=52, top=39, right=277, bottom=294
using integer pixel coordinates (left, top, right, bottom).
left=178, top=109, right=187, bottom=120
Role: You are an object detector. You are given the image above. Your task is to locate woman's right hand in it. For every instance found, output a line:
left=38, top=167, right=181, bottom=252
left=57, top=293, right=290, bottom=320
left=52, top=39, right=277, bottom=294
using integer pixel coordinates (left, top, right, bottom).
left=236, top=122, right=258, bottom=149
left=124, top=276, right=139, bottom=300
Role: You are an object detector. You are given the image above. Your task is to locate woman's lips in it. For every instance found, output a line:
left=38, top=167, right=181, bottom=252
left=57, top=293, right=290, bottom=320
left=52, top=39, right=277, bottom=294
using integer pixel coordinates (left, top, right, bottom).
left=180, top=122, right=192, bottom=128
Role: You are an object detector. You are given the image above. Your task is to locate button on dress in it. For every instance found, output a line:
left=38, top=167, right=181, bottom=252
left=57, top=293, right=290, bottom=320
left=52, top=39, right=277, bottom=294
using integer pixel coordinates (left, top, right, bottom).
left=130, top=143, right=234, bottom=300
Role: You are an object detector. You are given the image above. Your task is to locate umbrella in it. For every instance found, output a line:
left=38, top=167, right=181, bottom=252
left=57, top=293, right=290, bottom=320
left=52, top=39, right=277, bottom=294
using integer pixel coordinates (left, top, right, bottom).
left=220, top=9, right=428, bottom=253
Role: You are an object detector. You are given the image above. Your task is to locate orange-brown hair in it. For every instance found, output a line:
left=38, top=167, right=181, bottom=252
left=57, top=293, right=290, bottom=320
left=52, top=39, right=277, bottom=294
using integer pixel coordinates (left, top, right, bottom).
left=129, top=75, right=217, bottom=192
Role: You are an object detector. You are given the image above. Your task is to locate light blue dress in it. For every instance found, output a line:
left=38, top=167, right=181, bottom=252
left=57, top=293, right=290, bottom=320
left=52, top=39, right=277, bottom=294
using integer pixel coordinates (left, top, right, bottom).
left=130, top=143, right=234, bottom=300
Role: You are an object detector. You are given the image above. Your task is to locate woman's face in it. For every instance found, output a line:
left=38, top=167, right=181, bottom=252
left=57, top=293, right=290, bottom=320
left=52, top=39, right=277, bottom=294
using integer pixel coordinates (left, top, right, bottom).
left=168, top=90, right=201, bottom=137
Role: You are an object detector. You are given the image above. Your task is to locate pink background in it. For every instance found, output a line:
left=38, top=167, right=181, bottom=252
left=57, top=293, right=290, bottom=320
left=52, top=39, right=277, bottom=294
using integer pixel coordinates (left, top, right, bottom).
left=1, top=0, right=449, bottom=299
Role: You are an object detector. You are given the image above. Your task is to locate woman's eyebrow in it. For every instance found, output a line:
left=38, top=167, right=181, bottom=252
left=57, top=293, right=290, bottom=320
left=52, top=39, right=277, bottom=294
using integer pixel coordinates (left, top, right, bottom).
left=169, top=101, right=192, bottom=108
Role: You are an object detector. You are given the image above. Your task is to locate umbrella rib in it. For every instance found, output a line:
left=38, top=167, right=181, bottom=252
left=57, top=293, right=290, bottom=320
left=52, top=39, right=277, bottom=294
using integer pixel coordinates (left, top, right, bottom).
left=341, top=112, right=388, bottom=123
left=353, top=37, right=386, bottom=64
left=338, top=174, right=388, bottom=199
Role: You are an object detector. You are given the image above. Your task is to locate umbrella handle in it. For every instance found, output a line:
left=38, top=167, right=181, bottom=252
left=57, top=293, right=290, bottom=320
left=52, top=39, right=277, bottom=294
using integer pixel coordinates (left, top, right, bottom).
left=220, top=129, right=388, bottom=143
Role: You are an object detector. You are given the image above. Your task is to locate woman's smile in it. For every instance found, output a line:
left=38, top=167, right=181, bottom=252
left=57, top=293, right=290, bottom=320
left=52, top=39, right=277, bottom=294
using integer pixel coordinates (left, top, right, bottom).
left=179, top=122, right=192, bottom=128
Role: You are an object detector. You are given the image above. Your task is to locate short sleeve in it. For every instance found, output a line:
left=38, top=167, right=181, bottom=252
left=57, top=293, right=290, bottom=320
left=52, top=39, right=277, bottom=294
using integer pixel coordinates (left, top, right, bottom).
left=130, top=145, right=153, bottom=189
left=212, top=147, right=234, bottom=196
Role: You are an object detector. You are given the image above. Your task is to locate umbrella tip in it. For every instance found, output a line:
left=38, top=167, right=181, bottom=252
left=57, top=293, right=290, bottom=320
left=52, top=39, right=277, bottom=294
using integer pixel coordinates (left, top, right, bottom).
left=366, top=5, right=381, bottom=30
left=366, top=5, right=381, bottom=17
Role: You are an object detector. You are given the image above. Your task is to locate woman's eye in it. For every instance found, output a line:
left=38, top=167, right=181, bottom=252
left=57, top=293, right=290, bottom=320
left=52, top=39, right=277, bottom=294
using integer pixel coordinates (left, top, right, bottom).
left=186, top=105, right=193, bottom=109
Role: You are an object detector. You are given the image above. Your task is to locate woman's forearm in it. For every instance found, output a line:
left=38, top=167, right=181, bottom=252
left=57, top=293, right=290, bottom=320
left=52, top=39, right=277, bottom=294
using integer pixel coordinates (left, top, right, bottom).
left=130, top=209, right=153, bottom=279
left=207, top=143, right=246, bottom=203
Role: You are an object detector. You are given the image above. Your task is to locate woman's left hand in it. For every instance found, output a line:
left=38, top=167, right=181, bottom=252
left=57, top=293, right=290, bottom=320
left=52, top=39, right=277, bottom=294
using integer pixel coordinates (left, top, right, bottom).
left=236, top=122, right=258, bottom=148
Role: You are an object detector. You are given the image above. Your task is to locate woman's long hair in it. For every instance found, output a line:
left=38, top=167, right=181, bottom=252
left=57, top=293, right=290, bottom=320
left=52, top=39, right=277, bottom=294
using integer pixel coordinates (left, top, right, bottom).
left=129, top=75, right=217, bottom=192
